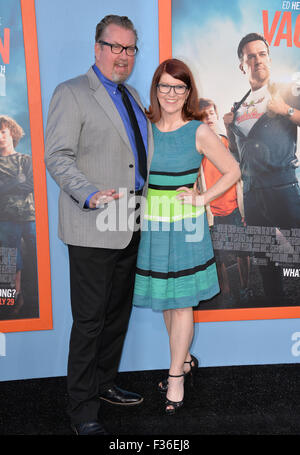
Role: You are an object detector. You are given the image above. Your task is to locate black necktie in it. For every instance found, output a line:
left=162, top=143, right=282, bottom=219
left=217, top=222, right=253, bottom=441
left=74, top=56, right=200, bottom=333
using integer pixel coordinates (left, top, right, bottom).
left=118, top=84, right=147, bottom=182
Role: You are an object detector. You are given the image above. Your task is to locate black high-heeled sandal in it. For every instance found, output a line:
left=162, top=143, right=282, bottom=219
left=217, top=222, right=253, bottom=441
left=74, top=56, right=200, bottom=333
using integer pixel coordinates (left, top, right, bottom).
left=183, top=354, right=199, bottom=387
left=157, top=354, right=198, bottom=393
left=186, top=354, right=199, bottom=371
left=165, top=373, right=185, bottom=415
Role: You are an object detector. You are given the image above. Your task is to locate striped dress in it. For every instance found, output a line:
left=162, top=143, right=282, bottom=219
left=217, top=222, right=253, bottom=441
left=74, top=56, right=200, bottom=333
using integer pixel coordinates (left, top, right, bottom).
left=133, top=121, right=219, bottom=311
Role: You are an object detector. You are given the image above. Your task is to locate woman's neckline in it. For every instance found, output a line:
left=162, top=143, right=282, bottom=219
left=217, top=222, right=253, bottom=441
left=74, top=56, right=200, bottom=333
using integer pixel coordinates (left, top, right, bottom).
left=153, top=120, right=192, bottom=133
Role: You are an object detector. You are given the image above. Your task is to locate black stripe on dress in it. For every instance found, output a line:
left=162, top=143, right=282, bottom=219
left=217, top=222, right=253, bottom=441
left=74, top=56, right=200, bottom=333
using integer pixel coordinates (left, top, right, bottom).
left=136, top=257, right=216, bottom=279
left=148, top=183, right=194, bottom=190
left=150, top=168, right=199, bottom=177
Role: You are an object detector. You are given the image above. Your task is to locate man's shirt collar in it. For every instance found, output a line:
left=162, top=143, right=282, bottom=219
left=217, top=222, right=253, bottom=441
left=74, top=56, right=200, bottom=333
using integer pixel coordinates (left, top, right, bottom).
left=92, top=64, right=118, bottom=94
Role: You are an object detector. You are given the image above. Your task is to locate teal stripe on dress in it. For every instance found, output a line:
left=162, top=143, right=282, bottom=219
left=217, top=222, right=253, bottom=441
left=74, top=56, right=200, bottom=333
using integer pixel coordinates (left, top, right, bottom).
left=149, top=172, right=198, bottom=187
left=133, top=262, right=220, bottom=310
left=135, top=264, right=218, bottom=298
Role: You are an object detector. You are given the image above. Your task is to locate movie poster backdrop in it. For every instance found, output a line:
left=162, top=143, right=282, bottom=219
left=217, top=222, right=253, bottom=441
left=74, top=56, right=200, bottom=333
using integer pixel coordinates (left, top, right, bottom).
left=0, top=0, right=52, bottom=332
left=159, top=0, right=300, bottom=322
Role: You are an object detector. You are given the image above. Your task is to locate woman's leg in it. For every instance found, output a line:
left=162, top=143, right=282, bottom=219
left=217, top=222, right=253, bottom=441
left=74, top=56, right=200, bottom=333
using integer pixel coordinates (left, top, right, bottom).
left=166, top=307, right=194, bottom=407
left=163, top=308, right=195, bottom=372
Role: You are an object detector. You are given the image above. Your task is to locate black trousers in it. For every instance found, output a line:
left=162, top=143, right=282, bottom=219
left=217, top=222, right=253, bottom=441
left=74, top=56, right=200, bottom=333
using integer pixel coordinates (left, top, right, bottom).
left=67, top=230, right=140, bottom=424
left=244, top=183, right=300, bottom=229
left=244, top=183, right=300, bottom=299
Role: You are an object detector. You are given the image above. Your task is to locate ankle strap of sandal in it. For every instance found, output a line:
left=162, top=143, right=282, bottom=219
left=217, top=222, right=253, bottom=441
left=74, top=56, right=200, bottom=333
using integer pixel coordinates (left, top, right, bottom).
left=168, top=373, right=185, bottom=378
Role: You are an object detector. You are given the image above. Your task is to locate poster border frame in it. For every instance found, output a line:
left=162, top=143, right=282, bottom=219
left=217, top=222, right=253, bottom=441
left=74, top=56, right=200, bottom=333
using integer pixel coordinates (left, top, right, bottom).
left=158, top=0, right=300, bottom=322
left=0, top=0, right=52, bottom=333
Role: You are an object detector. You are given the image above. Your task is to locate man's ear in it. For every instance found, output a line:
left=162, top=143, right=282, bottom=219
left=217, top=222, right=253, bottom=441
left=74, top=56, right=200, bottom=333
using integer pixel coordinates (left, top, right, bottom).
left=239, top=63, right=246, bottom=74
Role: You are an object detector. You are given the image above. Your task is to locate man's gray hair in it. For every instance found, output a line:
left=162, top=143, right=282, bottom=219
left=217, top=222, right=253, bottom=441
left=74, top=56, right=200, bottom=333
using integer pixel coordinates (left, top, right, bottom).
left=95, top=15, right=138, bottom=43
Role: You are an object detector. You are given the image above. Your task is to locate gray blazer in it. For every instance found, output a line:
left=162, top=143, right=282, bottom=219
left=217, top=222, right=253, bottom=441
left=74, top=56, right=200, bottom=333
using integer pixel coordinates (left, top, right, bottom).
left=45, top=66, right=153, bottom=249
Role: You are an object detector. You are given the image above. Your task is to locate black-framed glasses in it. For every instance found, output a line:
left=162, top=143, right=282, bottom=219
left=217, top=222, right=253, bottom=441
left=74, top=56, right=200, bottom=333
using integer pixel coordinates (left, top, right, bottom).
left=157, top=83, right=188, bottom=95
left=98, top=40, right=138, bottom=56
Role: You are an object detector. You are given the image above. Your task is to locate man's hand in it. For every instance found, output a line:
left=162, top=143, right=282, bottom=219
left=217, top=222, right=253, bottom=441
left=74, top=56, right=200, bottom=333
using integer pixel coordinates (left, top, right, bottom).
left=267, top=92, right=289, bottom=117
left=223, top=111, right=234, bottom=129
left=89, top=189, right=123, bottom=209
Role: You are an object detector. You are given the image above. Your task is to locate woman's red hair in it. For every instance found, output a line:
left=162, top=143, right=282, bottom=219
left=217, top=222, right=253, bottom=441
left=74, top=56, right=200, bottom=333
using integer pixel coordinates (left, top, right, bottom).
left=146, top=58, right=204, bottom=123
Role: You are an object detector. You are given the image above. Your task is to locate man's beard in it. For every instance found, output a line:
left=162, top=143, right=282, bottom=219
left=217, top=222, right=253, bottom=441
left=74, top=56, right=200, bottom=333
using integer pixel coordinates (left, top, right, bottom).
left=111, top=71, right=129, bottom=83
left=111, top=61, right=129, bottom=83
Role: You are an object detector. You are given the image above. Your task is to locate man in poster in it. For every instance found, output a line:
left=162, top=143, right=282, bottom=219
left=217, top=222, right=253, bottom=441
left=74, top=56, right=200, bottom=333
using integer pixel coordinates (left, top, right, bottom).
left=45, top=15, right=153, bottom=435
left=223, top=32, right=300, bottom=301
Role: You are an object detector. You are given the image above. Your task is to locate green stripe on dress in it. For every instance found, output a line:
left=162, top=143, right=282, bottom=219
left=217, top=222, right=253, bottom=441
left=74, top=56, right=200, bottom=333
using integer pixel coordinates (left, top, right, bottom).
left=144, top=188, right=205, bottom=222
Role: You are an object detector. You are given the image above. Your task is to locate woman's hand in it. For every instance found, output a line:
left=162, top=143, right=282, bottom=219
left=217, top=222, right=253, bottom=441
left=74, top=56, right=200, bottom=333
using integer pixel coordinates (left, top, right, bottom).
left=176, top=186, right=205, bottom=206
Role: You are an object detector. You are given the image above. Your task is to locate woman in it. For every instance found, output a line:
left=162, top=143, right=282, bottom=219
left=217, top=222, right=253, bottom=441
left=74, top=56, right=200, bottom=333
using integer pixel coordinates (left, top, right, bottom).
left=133, top=59, right=240, bottom=415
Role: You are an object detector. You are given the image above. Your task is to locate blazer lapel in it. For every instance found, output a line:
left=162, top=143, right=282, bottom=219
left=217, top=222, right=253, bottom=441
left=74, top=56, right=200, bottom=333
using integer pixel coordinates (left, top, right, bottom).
left=86, top=67, right=153, bottom=168
left=86, top=67, right=132, bottom=152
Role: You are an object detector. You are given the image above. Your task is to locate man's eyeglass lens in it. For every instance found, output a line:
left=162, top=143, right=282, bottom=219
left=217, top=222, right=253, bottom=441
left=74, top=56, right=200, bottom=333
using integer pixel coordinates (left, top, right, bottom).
left=98, top=40, right=138, bottom=56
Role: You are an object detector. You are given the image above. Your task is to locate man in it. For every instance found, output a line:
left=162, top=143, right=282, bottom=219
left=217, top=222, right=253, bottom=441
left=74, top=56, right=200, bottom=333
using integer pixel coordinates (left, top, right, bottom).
left=223, top=32, right=300, bottom=301
left=0, top=115, right=36, bottom=316
left=198, top=98, right=251, bottom=306
left=45, top=15, right=153, bottom=435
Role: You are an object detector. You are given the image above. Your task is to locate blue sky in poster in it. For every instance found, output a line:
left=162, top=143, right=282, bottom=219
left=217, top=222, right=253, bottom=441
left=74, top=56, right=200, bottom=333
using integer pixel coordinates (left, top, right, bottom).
left=0, top=0, right=31, bottom=156
left=172, top=0, right=244, bottom=27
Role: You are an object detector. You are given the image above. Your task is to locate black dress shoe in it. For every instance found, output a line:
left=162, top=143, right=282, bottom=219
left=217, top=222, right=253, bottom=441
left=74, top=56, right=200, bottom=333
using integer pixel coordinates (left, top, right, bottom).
left=71, top=421, right=108, bottom=435
left=99, top=385, right=143, bottom=406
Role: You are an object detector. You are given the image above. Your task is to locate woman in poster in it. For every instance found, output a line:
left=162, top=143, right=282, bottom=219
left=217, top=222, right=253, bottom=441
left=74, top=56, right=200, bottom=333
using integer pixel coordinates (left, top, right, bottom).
left=133, top=59, right=240, bottom=414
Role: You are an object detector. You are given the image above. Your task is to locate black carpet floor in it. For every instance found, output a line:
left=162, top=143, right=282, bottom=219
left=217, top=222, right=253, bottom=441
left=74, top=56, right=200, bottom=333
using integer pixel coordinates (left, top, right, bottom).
left=1, top=363, right=300, bottom=437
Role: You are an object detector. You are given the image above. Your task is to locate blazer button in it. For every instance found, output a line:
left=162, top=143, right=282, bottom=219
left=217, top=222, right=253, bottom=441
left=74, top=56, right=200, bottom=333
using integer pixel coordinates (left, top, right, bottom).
left=129, top=164, right=134, bottom=168
left=130, top=190, right=134, bottom=194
